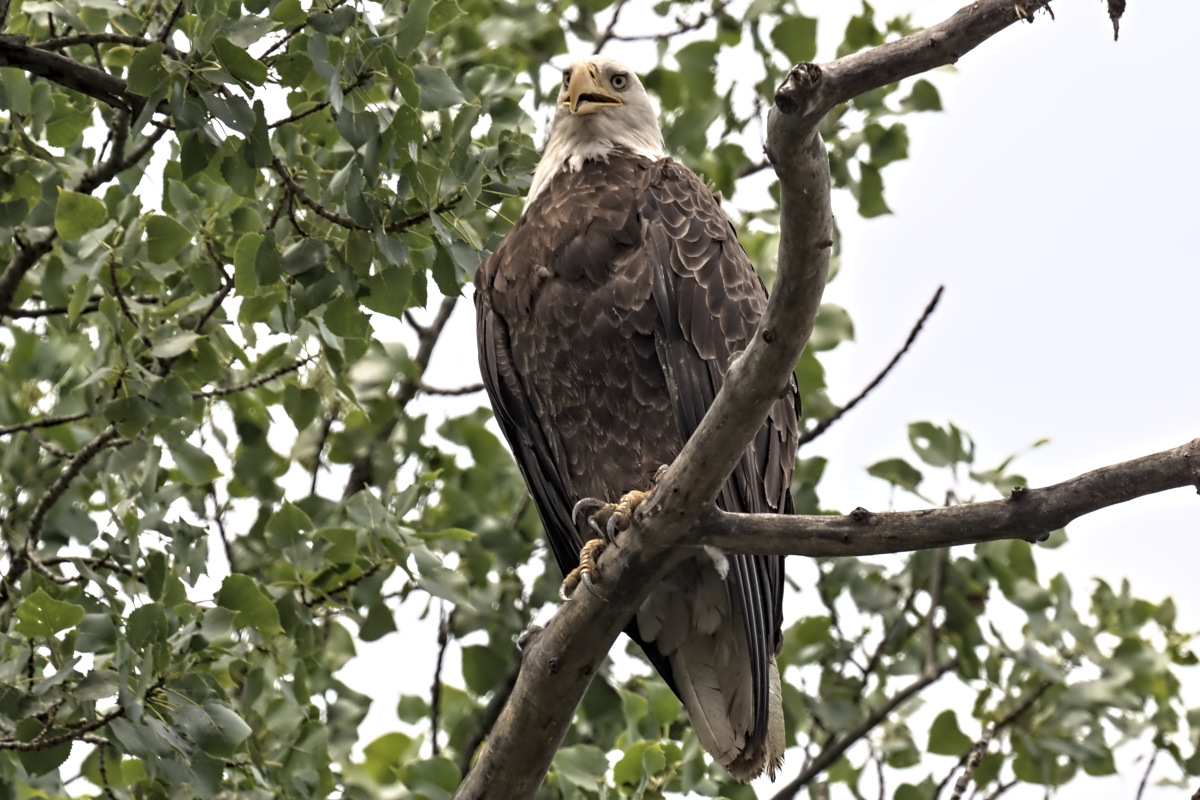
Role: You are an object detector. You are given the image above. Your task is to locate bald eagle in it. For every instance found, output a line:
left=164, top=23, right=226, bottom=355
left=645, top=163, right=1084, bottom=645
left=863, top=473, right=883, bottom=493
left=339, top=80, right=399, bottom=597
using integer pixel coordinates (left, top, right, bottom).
left=475, top=56, right=797, bottom=781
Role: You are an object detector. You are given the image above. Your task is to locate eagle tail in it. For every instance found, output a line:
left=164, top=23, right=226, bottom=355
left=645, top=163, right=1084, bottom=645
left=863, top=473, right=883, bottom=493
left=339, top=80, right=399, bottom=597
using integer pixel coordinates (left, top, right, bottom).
left=638, top=558, right=785, bottom=783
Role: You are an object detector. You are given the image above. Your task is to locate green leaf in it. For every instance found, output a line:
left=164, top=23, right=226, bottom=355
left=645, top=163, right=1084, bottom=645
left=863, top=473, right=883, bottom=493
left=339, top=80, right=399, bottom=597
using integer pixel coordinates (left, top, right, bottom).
left=217, top=574, right=282, bottom=637
left=55, top=189, right=106, bottom=239
left=234, top=231, right=263, bottom=293
left=412, top=64, right=465, bottom=110
left=169, top=439, right=220, bottom=484
left=809, top=303, right=854, bottom=351
left=395, top=0, right=433, bottom=56
left=361, top=266, right=413, bottom=317
left=214, top=37, right=268, bottom=85
left=901, top=79, right=943, bottom=112
left=176, top=701, right=252, bottom=759
left=150, top=328, right=200, bottom=359
left=461, top=645, right=507, bottom=695
left=15, top=588, right=85, bottom=638
left=928, top=709, right=973, bottom=755
left=265, top=501, right=312, bottom=549
left=127, top=42, right=168, bottom=96
left=857, top=162, right=891, bottom=218
left=866, top=458, right=923, bottom=493
left=364, top=731, right=416, bottom=782
left=16, top=719, right=72, bottom=776
left=1, top=68, right=33, bottom=115
left=324, top=292, right=371, bottom=339
left=553, top=744, right=608, bottom=790
left=396, top=695, right=428, bottom=725
left=126, top=602, right=168, bottom=650
left=770, top=15, right=818, bottom=64
left=868, top=122, right=909, bottom=168
left=908, top=421, right=973, bottom=468
left=145, top=214, right=192, bottom=263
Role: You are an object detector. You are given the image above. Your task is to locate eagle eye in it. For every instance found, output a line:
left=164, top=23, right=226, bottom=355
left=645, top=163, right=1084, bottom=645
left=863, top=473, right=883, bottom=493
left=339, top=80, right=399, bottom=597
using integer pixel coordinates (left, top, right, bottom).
left=611, top=72, right=630, bottom=91
left=562, top=69, right=571, bottom=89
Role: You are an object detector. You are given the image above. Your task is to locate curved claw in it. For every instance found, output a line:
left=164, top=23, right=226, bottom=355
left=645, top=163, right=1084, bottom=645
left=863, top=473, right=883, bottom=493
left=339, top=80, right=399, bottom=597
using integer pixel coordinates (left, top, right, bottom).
left=606, top=512, right=626, bottom=539
left=572, top=496, right=606, bottom=525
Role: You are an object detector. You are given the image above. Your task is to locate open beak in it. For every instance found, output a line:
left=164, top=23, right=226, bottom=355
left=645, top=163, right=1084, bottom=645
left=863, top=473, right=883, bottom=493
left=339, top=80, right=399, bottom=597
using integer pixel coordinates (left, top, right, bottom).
left=564, top=64, right=621, bottom=115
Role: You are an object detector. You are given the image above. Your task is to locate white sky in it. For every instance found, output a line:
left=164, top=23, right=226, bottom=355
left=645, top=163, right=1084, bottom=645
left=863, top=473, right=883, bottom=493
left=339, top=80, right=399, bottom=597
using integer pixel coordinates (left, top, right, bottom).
left=344, top=1, right=1200, bottom=797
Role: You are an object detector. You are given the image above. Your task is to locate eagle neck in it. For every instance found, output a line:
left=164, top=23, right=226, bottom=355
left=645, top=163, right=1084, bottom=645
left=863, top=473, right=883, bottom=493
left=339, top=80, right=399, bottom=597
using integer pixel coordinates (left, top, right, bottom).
left=525, top=121, right=665, bottom=212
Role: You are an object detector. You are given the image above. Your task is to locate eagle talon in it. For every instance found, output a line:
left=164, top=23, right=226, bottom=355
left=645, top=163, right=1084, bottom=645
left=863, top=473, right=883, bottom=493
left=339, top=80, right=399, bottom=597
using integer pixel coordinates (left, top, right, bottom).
left=572, top=497, right=606, bottom=525
left=560, top=537, right=607, bottom=600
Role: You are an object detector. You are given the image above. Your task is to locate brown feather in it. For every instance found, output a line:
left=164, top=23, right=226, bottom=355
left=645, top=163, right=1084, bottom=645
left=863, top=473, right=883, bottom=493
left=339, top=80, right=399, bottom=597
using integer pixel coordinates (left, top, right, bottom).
left=477, top=146, right=797, bottom=781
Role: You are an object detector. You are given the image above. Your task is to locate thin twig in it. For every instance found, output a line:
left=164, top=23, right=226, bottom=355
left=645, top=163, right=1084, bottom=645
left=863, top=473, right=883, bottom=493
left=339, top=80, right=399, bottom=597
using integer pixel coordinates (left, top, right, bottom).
left=0, top=412, right=90, bottom=437
left=948, top=724, right=994, bottom=800
left=799, top=286, right=942, bottom=447
left=591, top=0, right=630, bottom=54
left=0, top=707, right=125, bottom=751
left=1135, top=749, right=1158, bottom=800
left=771, top=660, right=957, bottom=800
left=606, top=0, right=733, bottom=44
left=153, top=1, right=185, bottom=42
left=418, top=381, right=484, bottom=396
left=208, top=484, right=236, bottom=573
left=310, top=404, right=338, bottom=496
left=36, top=32, right=181, bottom=58
left=192, top=357, right=311, bottom=398
left=925, top=546, right=947, bottom=672
left=430, top=604, right=452, bottom=757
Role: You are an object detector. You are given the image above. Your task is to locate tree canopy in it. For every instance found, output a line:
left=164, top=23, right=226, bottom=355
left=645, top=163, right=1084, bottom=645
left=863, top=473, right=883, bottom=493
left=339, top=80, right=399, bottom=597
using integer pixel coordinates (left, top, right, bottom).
left=0, top=0, right=1196, bottom=798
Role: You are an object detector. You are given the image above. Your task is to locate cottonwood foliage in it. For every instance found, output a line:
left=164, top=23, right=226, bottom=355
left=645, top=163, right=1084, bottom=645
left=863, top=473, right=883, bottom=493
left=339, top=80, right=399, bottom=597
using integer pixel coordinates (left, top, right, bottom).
left=0, top=0, right=1194, bottom=797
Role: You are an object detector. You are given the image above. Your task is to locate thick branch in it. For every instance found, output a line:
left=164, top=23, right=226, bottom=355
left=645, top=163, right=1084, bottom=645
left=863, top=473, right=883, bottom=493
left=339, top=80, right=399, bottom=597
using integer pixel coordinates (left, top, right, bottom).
left=771, top=0, right=1052, bottom=130
left=697, top=440, right=1199, bottom=556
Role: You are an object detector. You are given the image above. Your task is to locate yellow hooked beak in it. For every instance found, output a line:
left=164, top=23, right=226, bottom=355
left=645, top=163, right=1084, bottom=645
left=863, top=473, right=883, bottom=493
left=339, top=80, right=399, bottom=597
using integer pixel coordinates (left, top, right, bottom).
left=563, top=63, right=622, bottom=115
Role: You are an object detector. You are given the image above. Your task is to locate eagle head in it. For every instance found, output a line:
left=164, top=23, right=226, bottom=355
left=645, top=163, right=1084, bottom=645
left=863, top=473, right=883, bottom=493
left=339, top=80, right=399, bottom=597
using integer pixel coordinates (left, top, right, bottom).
left=526, top=56, right=666, bottom=208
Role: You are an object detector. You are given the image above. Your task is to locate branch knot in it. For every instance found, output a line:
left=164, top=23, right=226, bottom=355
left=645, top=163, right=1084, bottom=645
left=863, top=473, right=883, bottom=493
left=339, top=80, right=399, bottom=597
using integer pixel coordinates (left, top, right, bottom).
left=774, top=62, right=823, bottom=116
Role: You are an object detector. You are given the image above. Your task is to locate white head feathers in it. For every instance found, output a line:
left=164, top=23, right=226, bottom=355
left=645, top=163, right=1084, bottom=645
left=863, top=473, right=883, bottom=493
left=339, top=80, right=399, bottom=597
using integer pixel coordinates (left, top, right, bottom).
left=525, top=56, right=666, bottom=209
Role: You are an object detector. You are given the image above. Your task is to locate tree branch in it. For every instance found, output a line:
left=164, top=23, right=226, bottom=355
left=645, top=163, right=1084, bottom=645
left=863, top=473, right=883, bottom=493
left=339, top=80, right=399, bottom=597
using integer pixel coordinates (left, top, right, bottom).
left=799, top=286, right=942, bottom=447
left=697, top=439, right=1199, bottom=557
left=0, top=412, right=90, bottom=437
left=191, top=357, right=310, bottom=399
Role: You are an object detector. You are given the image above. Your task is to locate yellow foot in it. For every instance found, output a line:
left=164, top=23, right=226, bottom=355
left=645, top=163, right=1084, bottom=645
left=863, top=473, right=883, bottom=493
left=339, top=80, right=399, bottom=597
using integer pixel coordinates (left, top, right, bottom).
left=560, top=537, right=607, bottom=600
left=561, top=470, right=666, bottom=600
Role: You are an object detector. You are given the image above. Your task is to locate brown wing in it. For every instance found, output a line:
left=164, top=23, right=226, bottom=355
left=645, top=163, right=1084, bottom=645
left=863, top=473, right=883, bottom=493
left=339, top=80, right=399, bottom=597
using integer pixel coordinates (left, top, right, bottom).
left=641, top=159, right=798, bottom=757
left=475, top=154, right=684, bottom=687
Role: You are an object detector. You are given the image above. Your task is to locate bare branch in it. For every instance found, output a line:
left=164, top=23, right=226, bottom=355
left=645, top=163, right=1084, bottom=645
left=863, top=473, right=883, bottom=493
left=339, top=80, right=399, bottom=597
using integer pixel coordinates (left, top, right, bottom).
left=192, top=357, right=311, bottom=399
left=35, top=32, right=181, bottom=58
left=431, top=605, right=453, bottom=757
left=591, top=0, right=630, bottom=54
left=418, top=381, right=484, bottom=396
left=1135, top=750, right=1158, bottom=800
left=0, top=412, right=90, bottom=437
left=153, top=1, right=185, bottom=42
left=0, top=707, right=125, bottom=751
left=949, top=724, right=994, bottom=800
left=799, top=286, right=942, bottom=447
left=696, top=440, right=1200, bottom=558
left=606, top=0, right=733, bottom=45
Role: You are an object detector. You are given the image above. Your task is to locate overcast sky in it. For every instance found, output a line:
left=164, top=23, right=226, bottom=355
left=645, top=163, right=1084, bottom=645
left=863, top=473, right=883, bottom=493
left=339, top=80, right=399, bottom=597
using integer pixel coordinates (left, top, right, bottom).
left=350, top=2, right=1200, bottom=796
